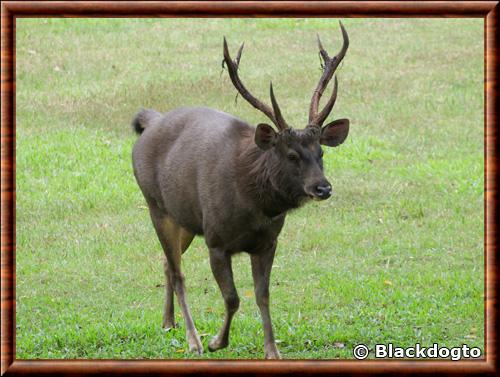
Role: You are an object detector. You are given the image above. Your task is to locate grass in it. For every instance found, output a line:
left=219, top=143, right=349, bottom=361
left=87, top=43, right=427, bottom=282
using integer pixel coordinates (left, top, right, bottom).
left=15, top=18, right=484, bottom=359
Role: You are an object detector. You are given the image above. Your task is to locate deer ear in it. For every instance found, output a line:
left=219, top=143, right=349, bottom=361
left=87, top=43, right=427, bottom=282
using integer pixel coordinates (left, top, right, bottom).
left=255, top=123, right=278, bottom=150
left=320, top=118, right=349, bottom=147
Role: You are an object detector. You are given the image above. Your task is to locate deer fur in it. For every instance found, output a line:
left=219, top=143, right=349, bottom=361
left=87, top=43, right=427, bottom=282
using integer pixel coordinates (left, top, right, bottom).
left=131, top=22, right=350, bottom=358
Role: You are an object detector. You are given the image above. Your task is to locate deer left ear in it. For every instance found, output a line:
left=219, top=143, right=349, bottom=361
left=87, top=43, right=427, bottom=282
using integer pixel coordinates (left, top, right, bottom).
left=320, top=118, right=349, bottom=147
left=255, top=123, right=278, bottom=150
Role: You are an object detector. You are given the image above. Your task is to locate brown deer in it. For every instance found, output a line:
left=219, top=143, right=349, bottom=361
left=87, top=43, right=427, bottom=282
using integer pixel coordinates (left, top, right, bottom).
left=132, top=22, right=349, bottom=359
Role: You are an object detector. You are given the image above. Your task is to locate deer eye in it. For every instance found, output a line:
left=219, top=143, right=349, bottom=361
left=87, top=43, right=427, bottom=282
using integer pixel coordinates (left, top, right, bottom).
left=287, top=152, right=300, bottom=162
left=319, top=149, right=324, bottom=158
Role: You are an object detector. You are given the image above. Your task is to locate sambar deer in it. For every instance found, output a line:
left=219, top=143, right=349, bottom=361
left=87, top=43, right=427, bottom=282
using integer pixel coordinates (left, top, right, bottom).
left=132, top=22, right=350, bottom=359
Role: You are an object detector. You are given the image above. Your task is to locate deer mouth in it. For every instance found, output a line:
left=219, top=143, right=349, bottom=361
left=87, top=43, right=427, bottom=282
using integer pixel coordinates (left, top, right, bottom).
left=309, top=195, right=324, bottom=201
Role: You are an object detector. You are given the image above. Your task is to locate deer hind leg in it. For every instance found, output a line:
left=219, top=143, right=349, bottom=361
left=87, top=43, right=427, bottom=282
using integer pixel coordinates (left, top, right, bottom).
left=162, top=228, right=195, bottom=330
left=162, top=257, right=175, bottom=330
left=149, top=208, right=201, bottom=354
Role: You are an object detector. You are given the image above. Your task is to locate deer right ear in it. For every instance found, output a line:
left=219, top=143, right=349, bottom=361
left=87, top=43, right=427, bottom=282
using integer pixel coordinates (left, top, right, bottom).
left=255, top=123, right=278, bottom=150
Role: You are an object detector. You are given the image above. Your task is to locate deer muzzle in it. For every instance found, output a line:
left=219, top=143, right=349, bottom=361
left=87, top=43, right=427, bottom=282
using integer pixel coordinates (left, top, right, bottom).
left=306, top=180, right=332, bottom=201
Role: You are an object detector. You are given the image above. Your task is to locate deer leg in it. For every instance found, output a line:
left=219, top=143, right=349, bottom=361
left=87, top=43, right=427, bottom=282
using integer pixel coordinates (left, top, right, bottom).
left=162, top=229, right=195, bottom=329
left=207, top=248, right=239, bottom=352
left=162, top=256, right=176, bottom=329
left=179, top=227, right=195, bottom=255
left=149, top=209, right=202, bottom=354
left=251, top=241, right=280, bottom=359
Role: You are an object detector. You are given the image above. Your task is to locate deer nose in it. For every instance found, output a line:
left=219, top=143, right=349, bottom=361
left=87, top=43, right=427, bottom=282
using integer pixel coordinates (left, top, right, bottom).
left=314, top=184, right=332, bottom=199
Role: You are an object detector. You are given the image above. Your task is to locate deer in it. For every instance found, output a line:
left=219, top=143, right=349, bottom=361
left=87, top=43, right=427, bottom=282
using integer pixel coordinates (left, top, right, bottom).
left=131, top=22, right=349, bottom=359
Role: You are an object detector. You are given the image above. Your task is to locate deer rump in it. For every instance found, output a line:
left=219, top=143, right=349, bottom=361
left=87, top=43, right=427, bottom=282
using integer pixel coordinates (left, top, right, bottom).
left=132, top=106, right=286, bottom=254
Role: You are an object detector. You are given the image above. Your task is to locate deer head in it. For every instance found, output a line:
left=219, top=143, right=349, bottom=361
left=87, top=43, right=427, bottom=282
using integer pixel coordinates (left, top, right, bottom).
left=223, top=21, right=350, bottom=202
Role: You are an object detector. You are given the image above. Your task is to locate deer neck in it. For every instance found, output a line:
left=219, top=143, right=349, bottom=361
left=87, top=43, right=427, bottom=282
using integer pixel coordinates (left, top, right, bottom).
left=237, top=143, right=299, bottom=218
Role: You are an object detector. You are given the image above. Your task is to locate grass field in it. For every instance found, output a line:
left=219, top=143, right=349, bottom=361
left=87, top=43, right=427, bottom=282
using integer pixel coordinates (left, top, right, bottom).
left=15, top=18, right=484, bottom=359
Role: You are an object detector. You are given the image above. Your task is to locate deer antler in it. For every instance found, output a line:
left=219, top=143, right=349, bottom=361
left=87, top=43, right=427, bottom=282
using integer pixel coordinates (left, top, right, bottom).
left=308, top=21, right=349, bottom=128
left=223, top=37, right=288, bottom=131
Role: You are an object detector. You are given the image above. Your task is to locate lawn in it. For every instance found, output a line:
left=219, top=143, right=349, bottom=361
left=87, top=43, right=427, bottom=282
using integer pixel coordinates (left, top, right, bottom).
left=15, top=18, right=484, bottom=359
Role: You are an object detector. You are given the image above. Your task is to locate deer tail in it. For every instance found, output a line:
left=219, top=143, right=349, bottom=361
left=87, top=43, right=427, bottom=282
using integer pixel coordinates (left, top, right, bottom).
left=132, top=108, right=161, bottom=135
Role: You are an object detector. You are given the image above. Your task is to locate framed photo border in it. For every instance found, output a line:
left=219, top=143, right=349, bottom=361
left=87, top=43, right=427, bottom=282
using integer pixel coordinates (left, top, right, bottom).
left=1, top=1, right=498, bottom=375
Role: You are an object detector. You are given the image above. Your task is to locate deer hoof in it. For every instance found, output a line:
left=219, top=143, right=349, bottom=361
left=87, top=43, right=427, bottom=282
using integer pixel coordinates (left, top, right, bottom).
left=188, top=336, right=204, bottom=355
left=208, top=336, right=228, bottom=352
left=265, top=345, right=281, bottom=359
left=162, top=320, right=177, bottom=331
left=189, top=343, right=204, bottom=355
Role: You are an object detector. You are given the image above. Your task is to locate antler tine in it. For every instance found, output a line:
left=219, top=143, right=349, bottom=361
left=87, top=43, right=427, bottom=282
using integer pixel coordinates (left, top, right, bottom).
left=316, top=76, right=338, bottom=125
left=269, top=82, right=288, bottom=130
left=317, top=34, right=329, bottom=64
left=223, top=37, right=287, bottom=131
left=235, top=42, right=244, bottom=66
left=308, top=21, right=349, bottom=127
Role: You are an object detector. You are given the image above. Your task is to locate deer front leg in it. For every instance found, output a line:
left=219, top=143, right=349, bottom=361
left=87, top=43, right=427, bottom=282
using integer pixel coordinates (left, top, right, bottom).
left=208, top=248, right=240, bottom=352
left=251, top=241, right=280, bottom=359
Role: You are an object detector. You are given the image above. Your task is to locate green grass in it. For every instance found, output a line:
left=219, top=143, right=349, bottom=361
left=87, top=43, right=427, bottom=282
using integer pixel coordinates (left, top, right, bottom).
left=15, top=18, right=484, bottom=359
